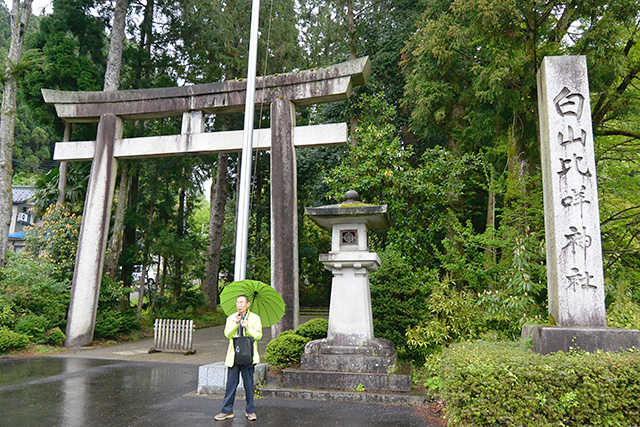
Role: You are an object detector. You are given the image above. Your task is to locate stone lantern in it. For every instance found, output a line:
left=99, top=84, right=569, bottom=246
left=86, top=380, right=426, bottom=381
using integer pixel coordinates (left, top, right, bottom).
left=305, top=190, right=389, bottom=345
left=280, top=191, right=411, bottom=393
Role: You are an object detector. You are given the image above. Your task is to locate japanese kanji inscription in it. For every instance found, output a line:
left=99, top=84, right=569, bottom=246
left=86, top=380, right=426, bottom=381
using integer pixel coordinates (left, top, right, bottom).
left=537, top=56, right=606, bottom=326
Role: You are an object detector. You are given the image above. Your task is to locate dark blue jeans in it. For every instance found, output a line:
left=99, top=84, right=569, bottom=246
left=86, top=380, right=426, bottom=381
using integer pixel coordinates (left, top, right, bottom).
left=221, top=364, right=255, bottom=414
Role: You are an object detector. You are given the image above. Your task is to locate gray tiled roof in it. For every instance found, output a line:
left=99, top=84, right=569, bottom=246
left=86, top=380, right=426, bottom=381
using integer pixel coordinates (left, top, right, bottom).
left=12, top=186, right=36, bottom=204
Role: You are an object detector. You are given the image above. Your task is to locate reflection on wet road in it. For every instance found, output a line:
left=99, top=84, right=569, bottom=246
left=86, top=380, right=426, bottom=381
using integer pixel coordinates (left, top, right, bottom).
left=0, top=357, right=432, bottom=426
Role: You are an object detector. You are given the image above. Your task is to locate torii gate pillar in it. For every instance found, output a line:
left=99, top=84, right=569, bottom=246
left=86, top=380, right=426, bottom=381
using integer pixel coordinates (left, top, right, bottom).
left=65, top=114, right=121, bottom=345
left=271, top=98, right=298, bottom=335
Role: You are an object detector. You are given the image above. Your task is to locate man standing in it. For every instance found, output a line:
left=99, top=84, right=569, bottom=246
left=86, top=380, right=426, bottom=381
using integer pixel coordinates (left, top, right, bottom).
left=215, top=295, right=262, bottom=421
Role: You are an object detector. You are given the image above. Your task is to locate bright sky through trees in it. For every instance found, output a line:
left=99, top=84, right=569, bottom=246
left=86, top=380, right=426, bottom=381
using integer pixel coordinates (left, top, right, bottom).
left=4, top=0, right=51, bottom=14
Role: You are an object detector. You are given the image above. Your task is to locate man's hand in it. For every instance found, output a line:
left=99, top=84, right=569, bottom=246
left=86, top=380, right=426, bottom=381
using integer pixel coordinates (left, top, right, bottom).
left=240, top=319, right=248, bottom=329
left=234, top=314, right=242, bottom=324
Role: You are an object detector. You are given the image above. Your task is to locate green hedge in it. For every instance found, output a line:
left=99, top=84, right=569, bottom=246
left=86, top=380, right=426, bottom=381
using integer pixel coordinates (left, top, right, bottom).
left=94, top=310, right=138, bottom=339
left=265, top=331, right=311, bottom=370
left=14, top=314, right=50, bottom=343
left=265, top=319, right=332, bottom=370
left=441, top=341, right=640, bottom=426
left=0, top=329, right=31, bottom=352
left=295, top=318, right=328, bottom=340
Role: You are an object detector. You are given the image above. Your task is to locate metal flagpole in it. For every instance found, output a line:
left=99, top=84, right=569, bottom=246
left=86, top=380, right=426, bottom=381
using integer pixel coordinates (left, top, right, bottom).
left=234, top=0, right=261, bottom=281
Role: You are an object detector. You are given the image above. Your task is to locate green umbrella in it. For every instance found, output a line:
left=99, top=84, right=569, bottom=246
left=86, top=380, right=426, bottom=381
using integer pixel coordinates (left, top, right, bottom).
left=219, top=280, right=286, bottom=327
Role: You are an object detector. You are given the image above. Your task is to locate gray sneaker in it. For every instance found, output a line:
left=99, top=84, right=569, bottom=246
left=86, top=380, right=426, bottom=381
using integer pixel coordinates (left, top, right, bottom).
left=246, top=412, right=257, bottom=421
left=214, top=413, right=234, bottom=421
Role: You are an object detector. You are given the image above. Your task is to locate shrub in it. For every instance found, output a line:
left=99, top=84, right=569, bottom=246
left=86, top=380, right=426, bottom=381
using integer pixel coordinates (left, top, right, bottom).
left=0, top=254, right=69, bottom=330
left=94, top=310, right=138, bottom=339
left=14, top=314, right=50, bottom=343
left=406, top=279, right=482, bottom=358
left=43, top=327, right=66, bottom=346
left=369, top=249, right=428, bottom=355
left=295, top=318, right=328, bottom=341
left=0, top=329, right=31, bottom=352
left=99, top=274, right=131, bottom=311
left=441, top=340, right=640, bottom=426
left=0, top=295, right=15, bottom=328
left=607, top=299, right=640, bottom=330
left=265, top=331, right=311, bottom=370
left=158, top=287, right=208, bottom=315
left=23, top=204, right=81, bottom=283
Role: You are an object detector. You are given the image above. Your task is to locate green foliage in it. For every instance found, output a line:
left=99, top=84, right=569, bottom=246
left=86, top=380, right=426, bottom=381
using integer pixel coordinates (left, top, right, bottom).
left=94, top=276, right=138, bottom=339
left=156, top=286, right=208, bottom=317
left=475, top=232, right=547, bottom=338
left=264, top=319, right=329, bottom=370
left=412, top=353, right=443, bottom=393
left=0, top=329, right=31, bottom=352
left=295, top=318, right=328, bottom=341
left=608, top=299, right=640, bottom=330
left=0, top=253, right=69, bottom=331
left=23, top=204, right=81, bottom=284
left=43, top=327, right=65, bottom=346
left=94, top=310, right=138, bottom=339
left=264, top=331, right=311, bottom=370
left=327, top=93, right=479, bottom=269
left=442, top=341, right=640, bottom=426
left=0, top=295, right=15, bottom=328
left=406, top=279, right=480, bottom=358
left=369, top=248, right=428, bottom=355
left=14, top=314, right=50, bottom=343
left=399, top=0, right=640, bottom=331
left=98, top=275, right=132, bottom=311
left=10, top=0, right=107, bottom=174
left=405, top=229, right=547, bottom=358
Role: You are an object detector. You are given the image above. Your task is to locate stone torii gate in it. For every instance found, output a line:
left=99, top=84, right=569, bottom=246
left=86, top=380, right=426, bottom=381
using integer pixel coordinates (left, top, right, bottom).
left=43, top=57, right=371, bottom=347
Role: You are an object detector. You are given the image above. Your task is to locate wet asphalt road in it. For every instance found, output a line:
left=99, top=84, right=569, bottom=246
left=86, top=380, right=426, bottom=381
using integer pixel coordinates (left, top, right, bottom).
left=0, top=357, right=437, bottom=426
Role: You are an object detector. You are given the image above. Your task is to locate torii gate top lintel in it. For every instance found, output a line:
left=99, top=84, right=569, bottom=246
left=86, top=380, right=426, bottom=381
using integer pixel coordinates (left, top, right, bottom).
left=42, top=57, right=371, bottom=123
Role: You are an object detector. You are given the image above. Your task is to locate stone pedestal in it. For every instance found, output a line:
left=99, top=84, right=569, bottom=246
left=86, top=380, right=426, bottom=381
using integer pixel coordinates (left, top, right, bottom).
left=197, top=362, right=268, bottom=395
left=281, top=338, right=411, bottom=392
left=522, top=325, right=640, bottom=355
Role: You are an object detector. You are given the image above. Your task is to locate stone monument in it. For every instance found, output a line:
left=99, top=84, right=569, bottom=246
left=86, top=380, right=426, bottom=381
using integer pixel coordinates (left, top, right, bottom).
left=280, top=191, right=411, bottom=392
left=522, top=55, right=640, bottom=354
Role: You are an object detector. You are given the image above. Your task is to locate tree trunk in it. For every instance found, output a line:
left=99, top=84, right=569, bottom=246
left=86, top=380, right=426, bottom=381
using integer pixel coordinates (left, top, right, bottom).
left=203, top=153, right=229, bottom=311
left=57, top=123, right=72, bottom=204
left=104, top=0, right=129, bottom=91
left=173, top=183, right=186, bottom=301
left=105, top=166, right=131, bottom=278
left=119, top=167, right=138, bottom=312
left=101, top=0, right=129, bottom=282
left=136, top=266, right=146, bottom=321
left=346, top=0, right=356, bottom=60
left=484, top=168, right=497, bottom=284
left=0, top=0, right=33, bottom=267
left=504, top=117, right=530, bottom=232
left=121, top=168, right=139, bottom=289
left=346, top=0, right=359, bottom=143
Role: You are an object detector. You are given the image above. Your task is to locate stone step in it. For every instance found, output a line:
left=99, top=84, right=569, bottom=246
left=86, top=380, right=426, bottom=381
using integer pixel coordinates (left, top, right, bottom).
left=259, top=379, right=432, bottom=406
left=281, top=365, right=412, bottom=392
left=301, top=353, right=396, bottom=373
